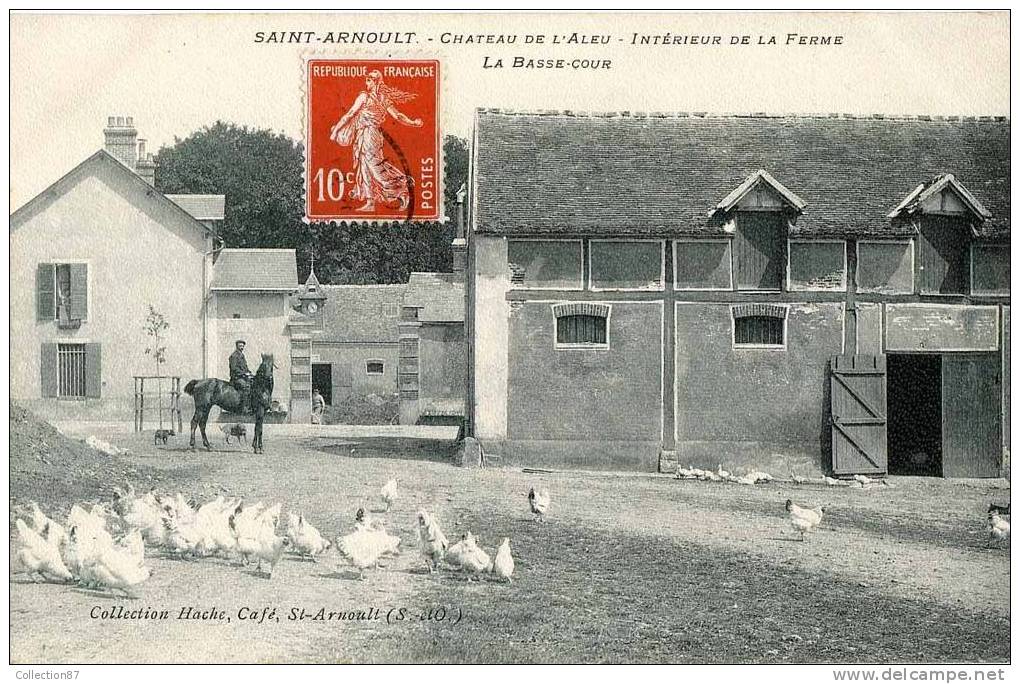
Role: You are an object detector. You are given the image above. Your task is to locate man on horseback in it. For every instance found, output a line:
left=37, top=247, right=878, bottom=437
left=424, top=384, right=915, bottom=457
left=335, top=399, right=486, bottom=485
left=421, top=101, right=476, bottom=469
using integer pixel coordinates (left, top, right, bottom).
left=229, top=339, right=253, bottom=414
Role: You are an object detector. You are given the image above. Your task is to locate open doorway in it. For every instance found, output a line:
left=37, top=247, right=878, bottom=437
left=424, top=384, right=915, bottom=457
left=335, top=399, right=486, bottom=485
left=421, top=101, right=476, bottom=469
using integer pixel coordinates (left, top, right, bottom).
left=887, top=354, right=942, bottom=476
left=312, top=363, right=333, bottom=405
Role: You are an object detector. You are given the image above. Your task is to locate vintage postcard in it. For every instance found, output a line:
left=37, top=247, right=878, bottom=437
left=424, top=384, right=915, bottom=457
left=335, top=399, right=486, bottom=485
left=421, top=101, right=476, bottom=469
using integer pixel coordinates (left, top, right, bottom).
left=6, top=11, right=1011, bottom=671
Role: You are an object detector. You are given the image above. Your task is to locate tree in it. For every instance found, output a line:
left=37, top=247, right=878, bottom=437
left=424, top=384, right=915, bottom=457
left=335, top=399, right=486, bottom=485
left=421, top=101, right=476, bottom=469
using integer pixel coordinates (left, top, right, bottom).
left=156, top=122, right=469, bottom=284
left=143, top=305, right=170, bottom=429
left=443, top=135, right=469, bottom=217
left=155, top=122, right=307, bottom=251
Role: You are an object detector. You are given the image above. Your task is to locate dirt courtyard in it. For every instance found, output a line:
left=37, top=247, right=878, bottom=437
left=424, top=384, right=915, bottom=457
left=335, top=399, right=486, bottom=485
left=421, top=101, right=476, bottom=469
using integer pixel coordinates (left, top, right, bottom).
left=9, top=430, right=1011, bottom=664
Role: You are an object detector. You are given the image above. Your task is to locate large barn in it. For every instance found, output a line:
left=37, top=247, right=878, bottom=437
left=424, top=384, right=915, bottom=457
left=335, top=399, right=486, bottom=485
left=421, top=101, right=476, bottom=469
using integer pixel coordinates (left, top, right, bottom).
left=465, top=110, right=1010, bottom=477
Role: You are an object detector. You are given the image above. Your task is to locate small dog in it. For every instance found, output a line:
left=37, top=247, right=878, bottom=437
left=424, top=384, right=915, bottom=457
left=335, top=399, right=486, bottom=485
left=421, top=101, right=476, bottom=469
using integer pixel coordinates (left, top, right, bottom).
left=153, top=429, right=175, bottom=445
left=220, top=422, right=247, bottom=445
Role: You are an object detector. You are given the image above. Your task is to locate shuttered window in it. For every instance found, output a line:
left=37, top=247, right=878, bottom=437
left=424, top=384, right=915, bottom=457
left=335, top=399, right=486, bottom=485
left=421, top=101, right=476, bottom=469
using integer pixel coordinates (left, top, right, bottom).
left=40, top=342, right=101, bottom=398
left=37, top=265, right=55, bottom=321
left=37, top=262, right=88, bottom=323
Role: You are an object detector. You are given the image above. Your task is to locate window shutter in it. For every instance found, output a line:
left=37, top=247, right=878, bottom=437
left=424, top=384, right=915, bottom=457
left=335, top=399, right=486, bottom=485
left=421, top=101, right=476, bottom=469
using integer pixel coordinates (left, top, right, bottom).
left=40, top=343, right=58, bottom=397
left=69, top=263, right=88, bottom=320
left=84, top=343, right=102, bottom=398
left=36, top=264, right=55, bottom=321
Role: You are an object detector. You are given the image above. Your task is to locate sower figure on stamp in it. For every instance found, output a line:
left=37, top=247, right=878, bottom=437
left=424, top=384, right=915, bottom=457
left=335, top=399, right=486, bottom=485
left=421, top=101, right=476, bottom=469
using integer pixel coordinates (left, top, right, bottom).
left=229, top=339, right=254, bottom=414
left=329, top=69, right=423, bottom=212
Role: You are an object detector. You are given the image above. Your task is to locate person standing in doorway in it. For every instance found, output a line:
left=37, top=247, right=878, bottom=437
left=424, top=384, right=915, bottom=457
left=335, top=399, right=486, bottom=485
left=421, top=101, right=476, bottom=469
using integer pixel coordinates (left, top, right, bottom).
left=311, top=388, right=325, bottom=424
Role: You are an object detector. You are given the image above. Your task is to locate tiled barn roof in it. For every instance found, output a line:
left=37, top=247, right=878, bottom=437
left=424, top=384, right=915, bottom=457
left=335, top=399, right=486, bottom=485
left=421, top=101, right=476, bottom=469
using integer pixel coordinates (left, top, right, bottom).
left=472, top=111, right=1009, bottom=239
left=316, top=284, right=407, bottom=343
left=211, top=248, right=298, bottom=291
left=166, top=194, right=226, bottom=221
left=404, top=272, right=464, bottom=323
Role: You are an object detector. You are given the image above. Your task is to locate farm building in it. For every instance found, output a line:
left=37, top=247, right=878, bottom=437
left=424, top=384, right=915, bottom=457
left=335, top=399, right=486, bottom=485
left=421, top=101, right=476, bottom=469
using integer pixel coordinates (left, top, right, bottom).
left=398, top=271, right=466, bottom=426
left=210, top=248, right=299, bottom=421
left=291, top=272, right=406, bottom=407
left=465, top=110, right=1010, bottom=477
left=9, top=116, right=307, bottom=424
left=10, top=117, right=224, bottom=422
left=289, top=260, right=466, bottom=426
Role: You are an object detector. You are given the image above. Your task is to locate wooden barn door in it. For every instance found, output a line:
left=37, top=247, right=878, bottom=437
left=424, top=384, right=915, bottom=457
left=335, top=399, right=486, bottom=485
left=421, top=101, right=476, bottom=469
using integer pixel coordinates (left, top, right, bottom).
left=830, top=354, right=888, bottom=475
left=942, top=354, right=1001, bottom=478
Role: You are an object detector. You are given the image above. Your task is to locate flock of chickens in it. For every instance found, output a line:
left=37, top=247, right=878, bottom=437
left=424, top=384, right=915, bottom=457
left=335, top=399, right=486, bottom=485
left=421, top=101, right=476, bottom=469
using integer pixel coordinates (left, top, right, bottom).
left=782, top=495, right=1010, bottom=546
left=13, top=478, right=554, bottom=597
left=677, top=461, right=1011, bottom=547
left=14, top=456, right=1007, bottom=598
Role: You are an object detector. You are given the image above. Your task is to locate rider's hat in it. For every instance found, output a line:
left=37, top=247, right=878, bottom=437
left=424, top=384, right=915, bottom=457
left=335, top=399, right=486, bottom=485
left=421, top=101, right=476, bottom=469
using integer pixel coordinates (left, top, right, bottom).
left=235, top=339, right=246, bottom=346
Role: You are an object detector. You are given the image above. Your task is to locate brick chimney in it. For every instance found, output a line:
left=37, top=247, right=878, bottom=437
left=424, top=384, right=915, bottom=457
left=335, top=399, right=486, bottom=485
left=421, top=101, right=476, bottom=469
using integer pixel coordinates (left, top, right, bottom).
left=135, top=139, right=156, bottom=186
left=451, top=183, right=468, bottom=278
left=103, top=116, right=138, bottom=169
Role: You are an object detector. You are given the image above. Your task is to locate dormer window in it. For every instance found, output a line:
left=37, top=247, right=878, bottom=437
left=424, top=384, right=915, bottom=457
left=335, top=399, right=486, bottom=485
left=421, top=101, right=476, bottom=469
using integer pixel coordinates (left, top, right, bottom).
left=888, top=175, right=992, bottom=295
left=716, top=170, right=805, bottom=292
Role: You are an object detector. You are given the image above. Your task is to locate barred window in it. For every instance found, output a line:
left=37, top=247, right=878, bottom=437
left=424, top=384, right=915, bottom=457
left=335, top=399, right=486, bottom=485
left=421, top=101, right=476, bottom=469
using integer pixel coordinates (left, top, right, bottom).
left=732, top=304, right=787, bottom=348
left=58, top=343, right=87, bottom=398
left=366, top=361, right=385, bottom=375
left=552, top=303, right=610, bottom=348
left=556, top=315, right=606, bottom=345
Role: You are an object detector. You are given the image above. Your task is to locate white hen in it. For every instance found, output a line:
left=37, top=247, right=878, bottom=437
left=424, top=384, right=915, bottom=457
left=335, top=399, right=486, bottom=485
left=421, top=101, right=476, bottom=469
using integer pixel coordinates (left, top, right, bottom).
left=447, top=533, right=491, bottom=580
left=785, top=499, right=825, bottom=541
left=286, top=513, right=331, bottom=559
left=528, top=487, right=551, bottom=523
left=381, top=479, right=399, bottom=511
left=27, top=501, right=67, bottom=546
left=416, top=510, right=449, bottom=573
left=249, top=519, right=289, bottom=578
left=15, top=519, right=73, bottom=583
left=491, top=537, right=515, bottom=583
left=337, top=511, right=400, bottom=579
left=82, top=544, right=151, bottom=597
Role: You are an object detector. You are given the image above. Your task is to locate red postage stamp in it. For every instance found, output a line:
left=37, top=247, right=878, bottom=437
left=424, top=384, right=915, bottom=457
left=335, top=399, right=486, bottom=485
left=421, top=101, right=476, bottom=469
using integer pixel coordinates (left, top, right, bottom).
left=305, top=58, right=441, bottom=222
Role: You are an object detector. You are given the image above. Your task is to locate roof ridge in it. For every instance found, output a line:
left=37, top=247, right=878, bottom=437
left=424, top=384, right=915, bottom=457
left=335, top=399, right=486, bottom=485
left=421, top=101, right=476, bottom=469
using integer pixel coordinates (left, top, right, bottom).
left=476, top=108, right=1009, bottom=122
left=221, top=247, right=297, bottom=253
left=166, top=193, right=226, bottom=198
left=319, top=283, right=407, bottom=288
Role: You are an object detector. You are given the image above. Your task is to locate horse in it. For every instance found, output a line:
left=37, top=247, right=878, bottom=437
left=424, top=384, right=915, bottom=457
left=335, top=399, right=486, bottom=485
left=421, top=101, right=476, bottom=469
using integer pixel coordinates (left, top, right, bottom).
left=184, top=353, right=276, bottom=454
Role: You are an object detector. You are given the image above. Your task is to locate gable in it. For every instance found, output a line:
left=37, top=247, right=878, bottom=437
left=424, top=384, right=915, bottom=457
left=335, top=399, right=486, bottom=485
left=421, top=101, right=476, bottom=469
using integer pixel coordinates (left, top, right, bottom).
left=10, top=150, right=212, bottom=239
left=887, top=173, right=993, bottom=224
left=919, top=187, right=969, bottom=215
left=10, top=153, right=211, bottom=256
left=717, top=169, right=806, bottom=213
